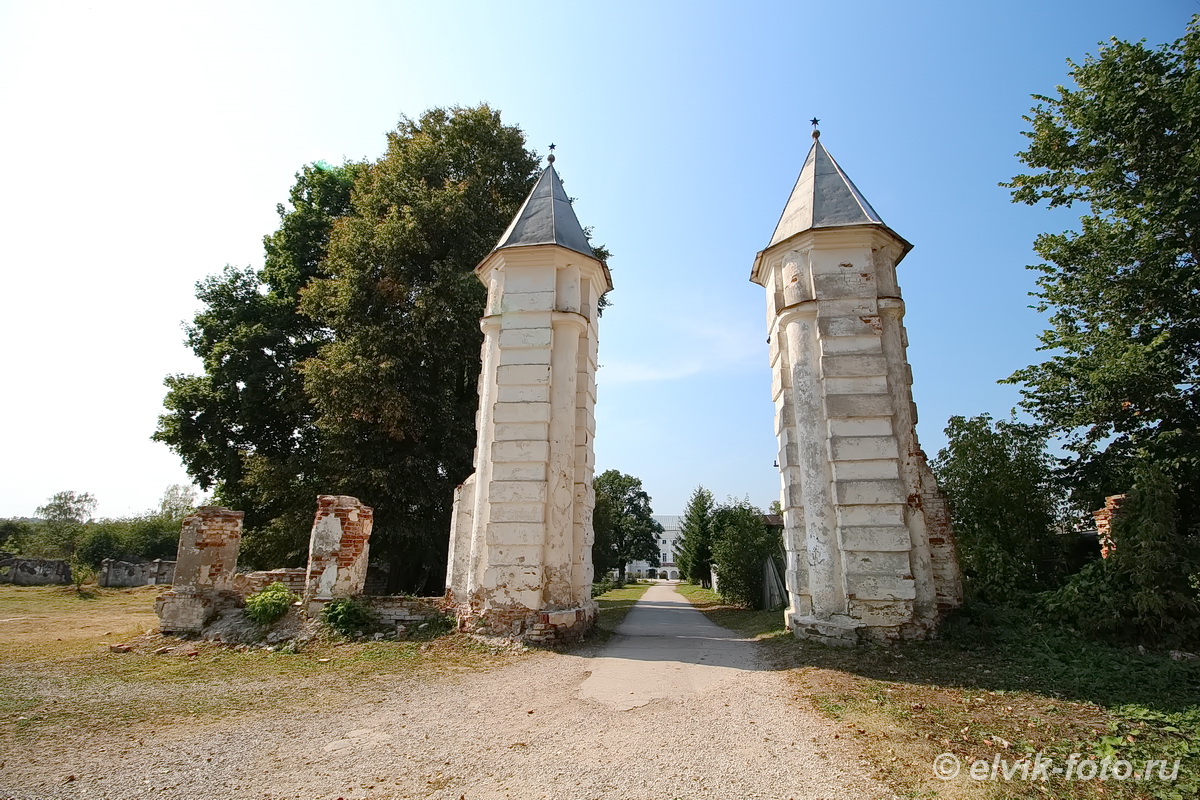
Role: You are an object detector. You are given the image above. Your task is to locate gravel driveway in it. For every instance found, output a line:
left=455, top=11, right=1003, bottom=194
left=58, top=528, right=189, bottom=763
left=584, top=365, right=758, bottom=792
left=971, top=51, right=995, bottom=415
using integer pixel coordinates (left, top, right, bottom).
left=3, top=584, right=897, bottom=800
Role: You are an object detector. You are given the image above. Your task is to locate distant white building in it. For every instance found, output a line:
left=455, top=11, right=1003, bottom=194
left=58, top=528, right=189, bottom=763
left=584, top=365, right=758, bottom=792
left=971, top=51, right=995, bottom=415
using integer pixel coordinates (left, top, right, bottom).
left=627, top=515, right=682, bottom=580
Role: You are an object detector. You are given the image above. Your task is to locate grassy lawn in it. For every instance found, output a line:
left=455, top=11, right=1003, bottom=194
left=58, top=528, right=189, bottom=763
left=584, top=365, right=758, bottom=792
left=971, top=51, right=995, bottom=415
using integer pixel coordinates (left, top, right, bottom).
left=592, top=582, right=650, bottom=635
left=0, top=584, right=527, bottom=744
left=674, top=582, right=788, bottom=641
left=675, top=583, right=1200, bottom=800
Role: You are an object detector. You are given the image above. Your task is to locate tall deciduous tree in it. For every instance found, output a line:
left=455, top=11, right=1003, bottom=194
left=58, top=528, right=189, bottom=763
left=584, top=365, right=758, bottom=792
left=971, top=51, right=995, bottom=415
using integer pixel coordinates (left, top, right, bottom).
left=156, top=106, right=541, bottom=591
left=593, top=469, right=663, bottom=583
left=156, top=484, right=199, bottom=520
left=590, top=492, right=620, bottom=580
left=676, top=486, right=715, bottom=587
left=298, top=107, right=539, bottom=591
left=155, top=161, right=356, bottom=567
left=1002, top=17, right=1200, bottom=515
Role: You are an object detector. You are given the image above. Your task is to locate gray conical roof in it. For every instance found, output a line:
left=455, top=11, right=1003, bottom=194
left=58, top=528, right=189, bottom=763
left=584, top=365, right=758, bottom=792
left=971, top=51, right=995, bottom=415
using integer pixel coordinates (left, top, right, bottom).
left=492, top=162, right=595, bottom=259
left=768, top=137, right=886, bottom=247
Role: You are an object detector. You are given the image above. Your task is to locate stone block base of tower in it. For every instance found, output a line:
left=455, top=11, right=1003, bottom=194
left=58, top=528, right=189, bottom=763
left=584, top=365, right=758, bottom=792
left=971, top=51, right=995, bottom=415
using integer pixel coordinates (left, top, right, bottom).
left=787, top=611, right=943, bottom=646
left=155, top=589, right=240, bottom=634
left=786, top=614, right=862, bottom=647
left=452, top=599, right=597, bottom=644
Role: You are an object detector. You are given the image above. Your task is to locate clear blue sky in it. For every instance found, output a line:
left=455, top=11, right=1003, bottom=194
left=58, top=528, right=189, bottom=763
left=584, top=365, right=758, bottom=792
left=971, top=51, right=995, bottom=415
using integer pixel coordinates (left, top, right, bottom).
left=0, top=0, right=1193, bottom=519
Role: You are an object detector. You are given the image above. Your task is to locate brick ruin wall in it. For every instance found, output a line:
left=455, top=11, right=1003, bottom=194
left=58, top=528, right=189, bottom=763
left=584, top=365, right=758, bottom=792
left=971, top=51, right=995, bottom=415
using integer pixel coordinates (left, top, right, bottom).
left=1093, top=494, right=1127, bottom=559
left=917, top=454, right=964, bottom=615
left=233, top=568, right=308, bottom=596
left=155, top=507, right=245, bottom=633
left=303, top=495, right=373, bottom=614
left=153, top=494, right=587, bottom=644
left=453, top=601, right=596, bottom=644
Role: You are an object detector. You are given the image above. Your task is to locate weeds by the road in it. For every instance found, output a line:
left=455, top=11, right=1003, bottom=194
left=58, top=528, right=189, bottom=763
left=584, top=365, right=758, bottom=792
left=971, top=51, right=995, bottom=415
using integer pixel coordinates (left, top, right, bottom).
left=675, top=583, right=1199, bottom=800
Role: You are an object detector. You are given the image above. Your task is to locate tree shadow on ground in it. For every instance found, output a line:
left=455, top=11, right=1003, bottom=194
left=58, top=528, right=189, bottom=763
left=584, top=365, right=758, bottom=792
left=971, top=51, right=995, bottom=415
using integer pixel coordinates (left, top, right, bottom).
left=771, top=603, right=1200, bottom=716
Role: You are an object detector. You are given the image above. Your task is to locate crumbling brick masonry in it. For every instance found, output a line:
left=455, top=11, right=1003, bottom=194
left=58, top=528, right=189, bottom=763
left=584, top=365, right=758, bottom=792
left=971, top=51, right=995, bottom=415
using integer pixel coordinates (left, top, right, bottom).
left=155, top=507, right=244, bottom=634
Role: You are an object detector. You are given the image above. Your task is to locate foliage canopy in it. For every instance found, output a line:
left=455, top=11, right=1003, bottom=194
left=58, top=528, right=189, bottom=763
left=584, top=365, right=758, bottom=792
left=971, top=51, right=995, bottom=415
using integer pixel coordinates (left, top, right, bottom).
left=155, top=106, right=545, bottom=591
left=1045, top=463, right=1200, bottom=646
left=931, top=414, right=1069, bottom=601
left=592, top=469, right=662, bottom=582
left=1002, top=17, right=1200, bottom=512
left=710, top=497, right=779, bottom=610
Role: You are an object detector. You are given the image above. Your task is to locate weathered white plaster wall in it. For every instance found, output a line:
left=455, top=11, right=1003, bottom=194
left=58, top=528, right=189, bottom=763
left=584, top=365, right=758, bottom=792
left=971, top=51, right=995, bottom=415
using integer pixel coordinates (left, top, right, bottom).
left=303, top=495, right=373, bottom=614
left=447, top=241, right=609, bottom=641
left=754, top=226, right=962, bottom=644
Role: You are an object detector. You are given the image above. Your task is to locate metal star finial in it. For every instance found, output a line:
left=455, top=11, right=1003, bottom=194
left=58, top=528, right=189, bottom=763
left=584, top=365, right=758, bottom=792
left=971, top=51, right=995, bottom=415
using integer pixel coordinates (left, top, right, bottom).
left=810, top=117, right=821, bottom=140
left=547, top=143, right=556, bottom=164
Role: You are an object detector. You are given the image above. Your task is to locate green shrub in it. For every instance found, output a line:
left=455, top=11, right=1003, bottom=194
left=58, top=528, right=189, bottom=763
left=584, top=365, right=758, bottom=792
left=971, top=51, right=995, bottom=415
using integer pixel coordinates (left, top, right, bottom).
left=75, top=526, right=126, bottom=568
left=319, top=597, right=376, bottom=636
left=122, top=515, right=180, bottom=561
left=68, top=559, right=95, bottom=596
left=931, top=414, right=1070, bottom=602
left=1044, top=463, right=1200, bottom=646
left=711, top=498, right=781, bottom=610
left=244, top=582, right=296, bottom=625
left=591, top=578, right=626, bottom=597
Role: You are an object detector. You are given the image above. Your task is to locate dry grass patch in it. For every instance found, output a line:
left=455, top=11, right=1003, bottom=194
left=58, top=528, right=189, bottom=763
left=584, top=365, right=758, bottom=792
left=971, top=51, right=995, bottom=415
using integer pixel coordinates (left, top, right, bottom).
left=673, top=583, right=787, bottom=641
left=676, top=584, right=1199, bottom=800
left=0, top=584, right=160, bottom=660
left=0, top=584, right=531, bottom=746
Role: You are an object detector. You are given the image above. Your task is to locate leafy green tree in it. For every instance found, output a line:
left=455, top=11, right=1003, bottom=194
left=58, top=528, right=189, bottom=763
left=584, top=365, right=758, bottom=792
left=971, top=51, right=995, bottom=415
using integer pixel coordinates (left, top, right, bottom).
left=155, top=161, right=356, bottom=567
left=710, top=498, right=779, bottom=609
left=155, top=106, right=542, bottom=592
left=75, top=525, right=125, bottom=568
left=593, top=469, right=662, bottom=583
left=71, top=514, right=181, bottom=569
left=297, top=106, right=539, bottom=592
left=590, top=492, right=620, bottom=581
left=0, top=519, right=33, bottom=552
left=676, top=486, right=715, bottom=587
left=120, top=514, right=181, bottom=562
left=931, top=414, right=1069, bottom=601
left=1002, top=17, right=1200, bottom=515
left=1046, top=463, right=1200, bottom=645
left=33, top=490, right=97, bottom=559
left=156, top=484, right=199, bottom=519
left=36, top=491, right=97, bottom=525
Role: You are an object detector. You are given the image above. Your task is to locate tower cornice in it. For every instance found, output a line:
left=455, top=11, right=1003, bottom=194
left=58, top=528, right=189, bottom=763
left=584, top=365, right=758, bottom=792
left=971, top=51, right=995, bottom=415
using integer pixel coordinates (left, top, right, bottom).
left=750, top=224, right=913, bottom=286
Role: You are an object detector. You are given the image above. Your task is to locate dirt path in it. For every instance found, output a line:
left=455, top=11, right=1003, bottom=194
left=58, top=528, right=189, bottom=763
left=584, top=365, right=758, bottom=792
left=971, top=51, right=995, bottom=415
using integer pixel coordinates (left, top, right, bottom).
left=4, top=584, right=897, bottom=800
